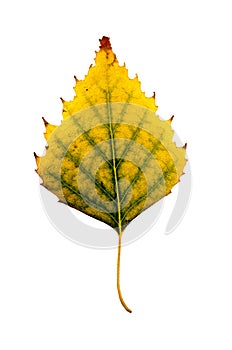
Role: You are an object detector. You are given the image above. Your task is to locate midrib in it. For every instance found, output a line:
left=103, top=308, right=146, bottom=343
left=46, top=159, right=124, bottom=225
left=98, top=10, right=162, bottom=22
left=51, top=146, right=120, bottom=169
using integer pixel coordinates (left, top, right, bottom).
left=106, top=88, right=122, bottom=234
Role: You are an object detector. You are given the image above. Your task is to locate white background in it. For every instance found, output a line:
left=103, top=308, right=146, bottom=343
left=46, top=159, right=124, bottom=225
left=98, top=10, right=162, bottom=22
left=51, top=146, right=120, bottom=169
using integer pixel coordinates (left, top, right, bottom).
left=1, top=0, right=232, bottom=349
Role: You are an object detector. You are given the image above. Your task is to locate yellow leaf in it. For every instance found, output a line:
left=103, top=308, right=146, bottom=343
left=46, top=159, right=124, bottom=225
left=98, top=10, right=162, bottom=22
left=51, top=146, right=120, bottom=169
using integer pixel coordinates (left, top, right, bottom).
left=35, top=36, right=187, bottom=313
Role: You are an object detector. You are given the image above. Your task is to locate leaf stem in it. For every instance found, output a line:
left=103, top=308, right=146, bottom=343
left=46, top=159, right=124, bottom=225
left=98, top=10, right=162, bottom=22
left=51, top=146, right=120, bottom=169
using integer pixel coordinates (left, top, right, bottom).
left=117, top=232, right=132, bottom=313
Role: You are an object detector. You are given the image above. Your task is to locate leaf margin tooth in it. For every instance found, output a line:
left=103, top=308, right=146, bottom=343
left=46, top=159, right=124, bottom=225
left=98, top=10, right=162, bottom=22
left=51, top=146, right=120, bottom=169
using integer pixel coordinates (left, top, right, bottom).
left=168, top=115, right=174, bottom=124
left=33, top=151, right=40, bottom=171
left=42, top=116, right=48, bottom=126
left=42, top=116, right=57, bottom=141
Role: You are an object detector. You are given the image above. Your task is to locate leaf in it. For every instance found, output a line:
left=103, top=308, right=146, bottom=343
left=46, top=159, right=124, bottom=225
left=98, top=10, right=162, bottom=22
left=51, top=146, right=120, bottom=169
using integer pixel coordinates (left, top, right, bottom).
left=35, top=36, right=187, bottom=313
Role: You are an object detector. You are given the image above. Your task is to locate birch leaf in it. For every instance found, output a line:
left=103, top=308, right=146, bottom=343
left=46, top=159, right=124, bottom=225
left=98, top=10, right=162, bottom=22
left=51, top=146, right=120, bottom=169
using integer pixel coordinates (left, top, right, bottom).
left=35, top=37, right=187, bottom=313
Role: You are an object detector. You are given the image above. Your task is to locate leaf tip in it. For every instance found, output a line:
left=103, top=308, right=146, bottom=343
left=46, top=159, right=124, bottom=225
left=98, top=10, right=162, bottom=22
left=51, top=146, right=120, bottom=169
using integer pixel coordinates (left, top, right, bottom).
left=99, top=36, right=112, bottom=50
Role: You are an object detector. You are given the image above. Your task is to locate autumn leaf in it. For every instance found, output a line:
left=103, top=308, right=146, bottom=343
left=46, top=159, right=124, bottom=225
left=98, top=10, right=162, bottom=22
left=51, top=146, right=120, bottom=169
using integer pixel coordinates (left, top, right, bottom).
left=34, top=36, right=187, bottom=313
